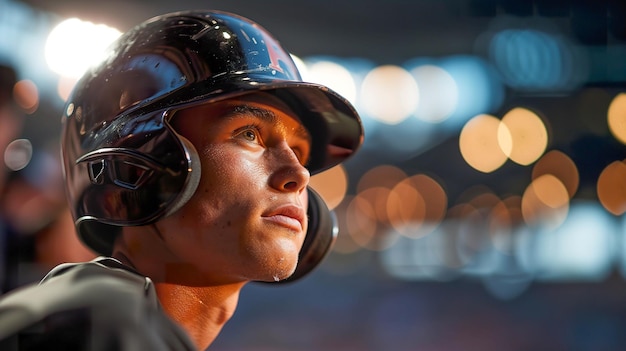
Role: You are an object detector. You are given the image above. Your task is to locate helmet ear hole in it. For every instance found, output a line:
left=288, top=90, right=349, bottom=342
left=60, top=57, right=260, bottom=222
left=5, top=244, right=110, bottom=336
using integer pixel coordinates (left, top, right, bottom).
left=165, top=135, right=201, bottom=216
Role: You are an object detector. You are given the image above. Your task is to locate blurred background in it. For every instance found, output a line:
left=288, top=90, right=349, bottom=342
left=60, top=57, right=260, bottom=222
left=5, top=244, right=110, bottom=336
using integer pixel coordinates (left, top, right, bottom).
left=2, top=0, right=626, bottom=350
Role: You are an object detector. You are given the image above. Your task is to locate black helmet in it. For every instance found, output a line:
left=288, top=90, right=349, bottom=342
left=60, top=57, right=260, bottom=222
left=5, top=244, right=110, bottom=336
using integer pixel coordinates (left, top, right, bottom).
left=60, top=10, right=363, bottom=281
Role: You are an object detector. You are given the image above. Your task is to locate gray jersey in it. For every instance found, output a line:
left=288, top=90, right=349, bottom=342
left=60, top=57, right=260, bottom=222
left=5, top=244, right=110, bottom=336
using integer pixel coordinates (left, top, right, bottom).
left=0, top=257, right=196, bottom=350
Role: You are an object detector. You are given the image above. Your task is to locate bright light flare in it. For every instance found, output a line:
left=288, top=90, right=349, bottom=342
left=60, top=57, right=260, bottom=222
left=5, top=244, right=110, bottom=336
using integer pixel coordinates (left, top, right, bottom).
left=45, top=18, right=121, bottom=78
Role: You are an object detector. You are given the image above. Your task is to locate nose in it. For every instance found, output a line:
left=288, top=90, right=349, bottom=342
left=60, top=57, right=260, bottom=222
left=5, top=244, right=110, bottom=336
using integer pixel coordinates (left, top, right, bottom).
left=269, top=142, right=310, bottom=193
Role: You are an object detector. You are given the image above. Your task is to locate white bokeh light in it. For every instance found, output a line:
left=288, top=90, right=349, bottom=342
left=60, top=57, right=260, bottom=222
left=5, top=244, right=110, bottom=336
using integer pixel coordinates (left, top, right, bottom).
left=302, top=59, right=357, bottom=105
left=410, top=64, right=458, bottom=123
left=45, top=18, right=121, bottom=78
left=360, top=65, right=419, bottom=125
left=4, top=139, right=33, bottom=171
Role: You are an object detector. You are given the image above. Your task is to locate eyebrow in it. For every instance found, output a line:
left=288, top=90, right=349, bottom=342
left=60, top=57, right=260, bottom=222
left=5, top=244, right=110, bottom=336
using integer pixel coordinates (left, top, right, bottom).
left=230, top=104, right=311, bottom=142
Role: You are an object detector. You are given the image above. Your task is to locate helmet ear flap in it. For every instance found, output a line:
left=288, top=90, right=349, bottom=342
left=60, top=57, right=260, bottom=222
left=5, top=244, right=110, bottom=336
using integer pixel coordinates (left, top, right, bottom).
left=278, top=187, right=338, bottom=283
left=165, top=135, right=202, bottom=217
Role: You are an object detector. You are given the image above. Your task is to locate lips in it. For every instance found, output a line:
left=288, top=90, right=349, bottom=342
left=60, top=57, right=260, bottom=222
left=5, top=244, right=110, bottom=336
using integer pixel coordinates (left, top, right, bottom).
left=262, top=204, right=306, bottom=232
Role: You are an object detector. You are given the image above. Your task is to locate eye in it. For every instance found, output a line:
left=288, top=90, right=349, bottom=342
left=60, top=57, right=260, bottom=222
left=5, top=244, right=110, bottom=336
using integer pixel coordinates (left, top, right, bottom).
left=242, top=129, right=257, bottom=142
left=235, top=124, right=263, bottom=144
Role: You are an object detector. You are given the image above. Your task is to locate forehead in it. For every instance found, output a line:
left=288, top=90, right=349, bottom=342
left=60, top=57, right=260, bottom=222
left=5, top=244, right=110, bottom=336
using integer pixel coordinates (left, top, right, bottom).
left=172, top=92, right=310, bottom=139
left=232, top=92, right=299, bottom=116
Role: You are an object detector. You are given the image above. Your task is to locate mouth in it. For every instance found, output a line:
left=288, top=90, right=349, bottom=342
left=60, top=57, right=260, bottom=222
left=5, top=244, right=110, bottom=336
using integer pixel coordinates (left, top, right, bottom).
left=262, top=204, right=306, bottom=232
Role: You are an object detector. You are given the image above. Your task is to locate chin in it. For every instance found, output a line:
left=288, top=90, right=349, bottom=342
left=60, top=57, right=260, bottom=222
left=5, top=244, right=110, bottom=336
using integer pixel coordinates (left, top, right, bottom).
left=259, top=257, right=299, bottom=282
left=274, top=262, right=300, bottom=281
left=246, top=237, right=302, bottom=281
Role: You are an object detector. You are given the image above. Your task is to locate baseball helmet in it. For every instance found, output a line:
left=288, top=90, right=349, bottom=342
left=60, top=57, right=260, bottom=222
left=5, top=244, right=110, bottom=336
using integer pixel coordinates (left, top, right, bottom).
left=60, top=10, right=363, bottom=281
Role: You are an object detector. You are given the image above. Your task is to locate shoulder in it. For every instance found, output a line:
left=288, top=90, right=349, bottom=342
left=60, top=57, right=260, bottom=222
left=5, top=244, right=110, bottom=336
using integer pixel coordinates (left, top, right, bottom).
left=0, top=257, right=175, bottom=347
left=3, top=257, right=155, bottom=313
left=41, top=257, right=155, bottom=305
left=0, top=258, right=195, bottom=350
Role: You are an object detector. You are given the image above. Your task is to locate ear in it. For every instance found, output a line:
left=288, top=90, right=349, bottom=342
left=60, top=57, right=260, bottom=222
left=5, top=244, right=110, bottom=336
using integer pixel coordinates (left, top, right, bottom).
left=278, top=186, right=338, bottom=283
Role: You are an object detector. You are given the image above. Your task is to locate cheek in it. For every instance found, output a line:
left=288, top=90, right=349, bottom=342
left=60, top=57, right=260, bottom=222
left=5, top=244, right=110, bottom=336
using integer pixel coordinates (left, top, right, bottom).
left=300, top=189, right=309, bottom=207
left=199, top=146, right=229, bottom=182
left=200, top=148, right=267, bottom=196
left=300, top=189, right=309, bottom=231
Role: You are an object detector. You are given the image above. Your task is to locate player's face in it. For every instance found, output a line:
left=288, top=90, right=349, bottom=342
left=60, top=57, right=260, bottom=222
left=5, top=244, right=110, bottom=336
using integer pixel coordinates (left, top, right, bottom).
left=157, top=92, right=311, bottom=284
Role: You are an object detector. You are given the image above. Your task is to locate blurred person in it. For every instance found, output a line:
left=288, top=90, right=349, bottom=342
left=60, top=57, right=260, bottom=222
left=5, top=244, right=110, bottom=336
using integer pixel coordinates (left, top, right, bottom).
left=0, top=149, right=95, bottom=286
left=0, top=64, right=21, bottom=193
left=0, top=9, right=363, bottom=351
left=0, top=63, right=24, bottom=293
left=33, top=207, right=96, bottom=271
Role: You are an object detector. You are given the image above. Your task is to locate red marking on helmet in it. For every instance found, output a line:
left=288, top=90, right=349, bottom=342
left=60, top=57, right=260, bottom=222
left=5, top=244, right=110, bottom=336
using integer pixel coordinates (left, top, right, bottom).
left=263, top=37, right=285, bottom=74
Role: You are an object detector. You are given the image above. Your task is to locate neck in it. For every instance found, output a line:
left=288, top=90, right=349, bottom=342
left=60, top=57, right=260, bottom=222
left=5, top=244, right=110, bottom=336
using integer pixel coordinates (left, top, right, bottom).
left=155, top=283, right=244, bottom=350
left=111, top=227, right=247, bottom=350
